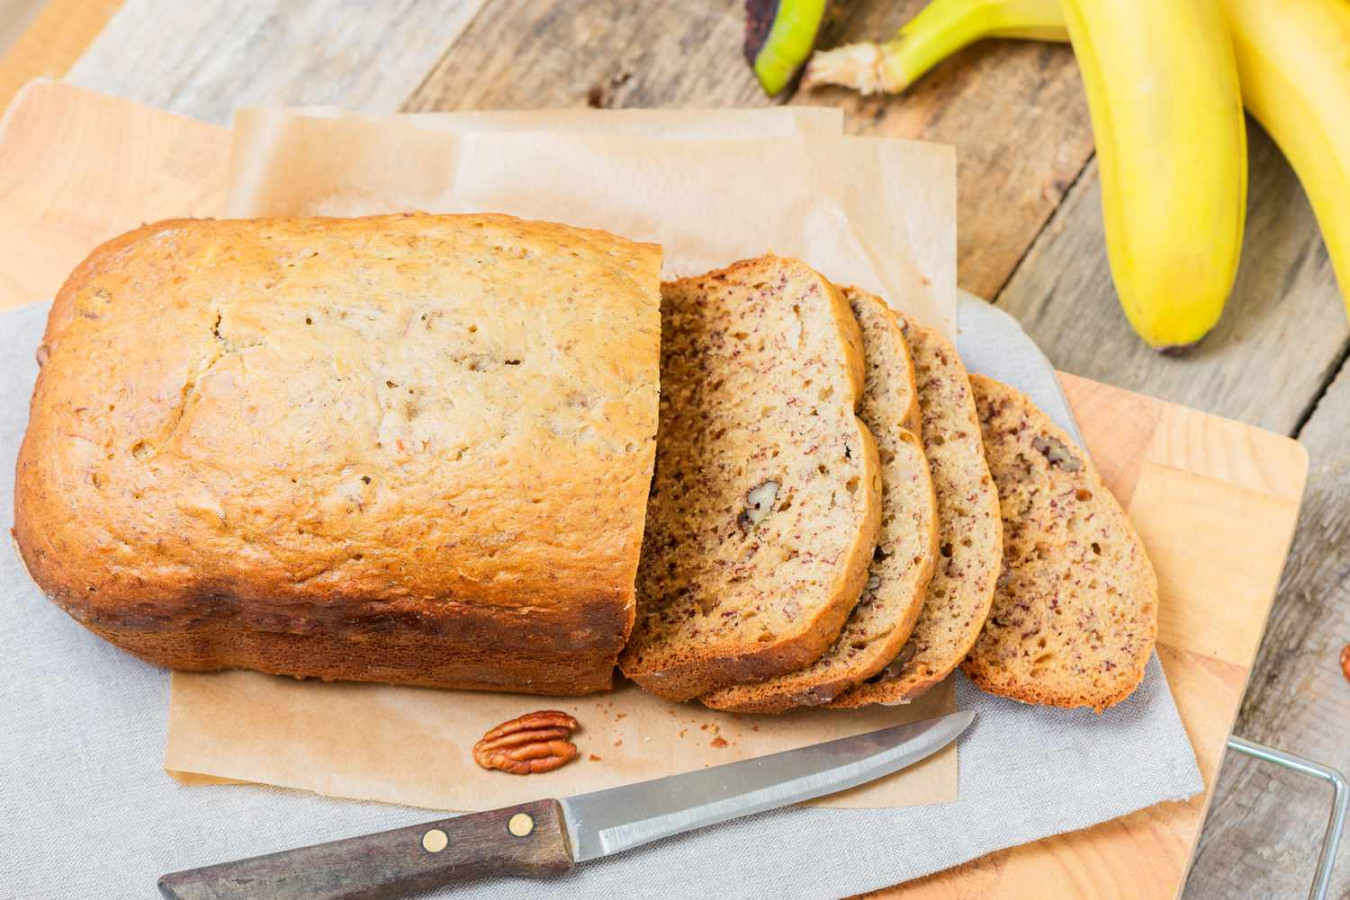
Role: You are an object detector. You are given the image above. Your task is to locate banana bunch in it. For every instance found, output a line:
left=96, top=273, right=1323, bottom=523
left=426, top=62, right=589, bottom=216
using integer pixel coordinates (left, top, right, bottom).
left=787, top=0, right=1350, bottom=351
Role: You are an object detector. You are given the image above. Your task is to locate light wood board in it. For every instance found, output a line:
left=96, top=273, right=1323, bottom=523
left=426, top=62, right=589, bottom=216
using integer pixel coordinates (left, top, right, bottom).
left=0, top=80, right=1310, bottom=900
left=64, top=0, right=489, bottom=125
left=0, top=0, right=120, bottom=114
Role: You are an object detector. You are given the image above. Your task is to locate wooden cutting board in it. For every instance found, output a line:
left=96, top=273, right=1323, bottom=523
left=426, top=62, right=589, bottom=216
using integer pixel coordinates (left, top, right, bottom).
left=0, top=79, right=1309, bottom=900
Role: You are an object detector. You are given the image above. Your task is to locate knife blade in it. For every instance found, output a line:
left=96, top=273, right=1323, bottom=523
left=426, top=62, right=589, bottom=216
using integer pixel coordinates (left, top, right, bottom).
left=158, top=709, right=974, bottom=900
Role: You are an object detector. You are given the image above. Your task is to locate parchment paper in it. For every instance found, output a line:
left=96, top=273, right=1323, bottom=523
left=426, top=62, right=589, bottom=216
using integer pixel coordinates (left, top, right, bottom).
left=165, top=106, right=960, bottom=811
left=226, top=109, right=956, bottom=337
left=167, top=674, right=956, bottom=810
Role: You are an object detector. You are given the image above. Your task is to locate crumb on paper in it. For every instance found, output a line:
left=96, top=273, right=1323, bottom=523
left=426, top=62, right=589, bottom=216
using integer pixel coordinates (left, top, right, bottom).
left=679, top=728, right=688, bottom=738
left=616, top=713, right=627, bottom=720
left=589, top=754, right=602, bottom=762
left=751, top=725, right=760, bottom=732
left=699, top=723, right=710, bottom=732
left=710, top=736, right=729, bottom=749
left=614, top=738, right=623, bottom=747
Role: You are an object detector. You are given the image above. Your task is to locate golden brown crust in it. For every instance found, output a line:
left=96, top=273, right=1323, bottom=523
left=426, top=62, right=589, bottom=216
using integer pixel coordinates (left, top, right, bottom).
left=961, top=375, right=1157, bottom=713
left=620, top=257, right=882, bottom=701
left=14, top=213, right=662, bottom=695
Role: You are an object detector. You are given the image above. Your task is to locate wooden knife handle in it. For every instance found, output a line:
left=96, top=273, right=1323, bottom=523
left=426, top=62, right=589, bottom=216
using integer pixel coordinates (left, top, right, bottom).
left=157, top=798, right=573, bottom=900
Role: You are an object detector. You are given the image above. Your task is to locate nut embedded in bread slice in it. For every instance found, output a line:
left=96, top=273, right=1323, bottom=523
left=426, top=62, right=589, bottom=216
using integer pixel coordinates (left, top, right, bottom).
left=961, top=375, right=1158, bottom=713
left=829, top=313, right=1002, bottom=709
left=620, top=256, right=882, bottom=702
left=702, top=288, right=937, bottom=713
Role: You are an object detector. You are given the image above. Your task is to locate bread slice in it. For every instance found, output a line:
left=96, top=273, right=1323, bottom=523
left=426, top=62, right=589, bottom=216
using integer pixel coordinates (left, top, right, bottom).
left=829, top=314, right=1002, bottom=709
left=619, top=257, right=882, bottom=702
left=702, top=289, right=937, bottom=713
left=961, top=375, right=1157, bottom=713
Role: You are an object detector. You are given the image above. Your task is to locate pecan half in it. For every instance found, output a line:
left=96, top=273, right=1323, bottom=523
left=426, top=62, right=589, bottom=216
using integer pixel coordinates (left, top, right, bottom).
left=473, top=711, right=580, bottom=775
left=1031, top=435, right=1083, bottom=472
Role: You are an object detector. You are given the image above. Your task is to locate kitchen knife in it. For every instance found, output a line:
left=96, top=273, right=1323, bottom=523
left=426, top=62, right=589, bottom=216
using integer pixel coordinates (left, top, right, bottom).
left=158, top=709, right=974, bottom=900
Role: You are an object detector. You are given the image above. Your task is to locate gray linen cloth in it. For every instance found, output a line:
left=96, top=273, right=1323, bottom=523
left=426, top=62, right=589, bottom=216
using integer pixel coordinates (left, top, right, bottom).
left=0, top=300, right=1202, bottom=898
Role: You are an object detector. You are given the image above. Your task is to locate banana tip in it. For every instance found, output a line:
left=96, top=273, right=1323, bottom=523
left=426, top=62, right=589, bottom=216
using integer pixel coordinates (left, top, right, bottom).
left=1154, top=340, right=1202, bottom=358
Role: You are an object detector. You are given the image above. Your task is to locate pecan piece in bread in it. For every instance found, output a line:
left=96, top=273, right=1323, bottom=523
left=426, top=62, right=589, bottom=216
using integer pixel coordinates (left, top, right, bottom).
left=473, top=711, right=580, bottom=775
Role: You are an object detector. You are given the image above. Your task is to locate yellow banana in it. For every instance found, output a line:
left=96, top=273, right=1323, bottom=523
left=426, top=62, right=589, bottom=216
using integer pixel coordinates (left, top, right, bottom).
left=811, top=0, right=1249, bottom=348
left=803, top=0, right=1066, bottom=95
left=815, top=0, right=1350, bottom=341
left=1060, top=0, right=1248, bottom=349
left=1223, top=0, right=1350, bottom=321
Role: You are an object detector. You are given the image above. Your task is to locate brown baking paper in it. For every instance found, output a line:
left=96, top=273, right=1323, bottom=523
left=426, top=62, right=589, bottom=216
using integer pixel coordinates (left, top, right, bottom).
left=165, top=107, right=960, bottom=811
left=167, top=673, right=957, bottom=811
left=225, top=108, right=956, bottom=336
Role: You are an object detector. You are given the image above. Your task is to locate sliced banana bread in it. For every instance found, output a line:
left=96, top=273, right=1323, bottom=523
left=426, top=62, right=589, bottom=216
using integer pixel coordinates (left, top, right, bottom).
left=620, top=257, right=882, bottom=702
left=962, top=375, right=1157, bottom=713
left=703, top=289, right=937, bottom=713
left=829, top=314, right=1002, bottom=709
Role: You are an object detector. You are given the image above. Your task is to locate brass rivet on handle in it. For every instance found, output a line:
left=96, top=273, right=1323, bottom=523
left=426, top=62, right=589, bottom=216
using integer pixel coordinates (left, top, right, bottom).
left=507, top=813, right=535, bottom=837
left=421, top=828, right=449, bottom=853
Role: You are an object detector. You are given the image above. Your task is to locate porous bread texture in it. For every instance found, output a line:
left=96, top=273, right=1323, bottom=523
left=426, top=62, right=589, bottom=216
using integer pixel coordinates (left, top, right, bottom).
left=961, top=375, right=1157, bottom=713
left=620, top=257, right=882, bottom=702
left=14, top=213, right=662, bottom=695
left=703, top=288, right=937, bottom=713
left=830, top=313, right=1002, bottom=708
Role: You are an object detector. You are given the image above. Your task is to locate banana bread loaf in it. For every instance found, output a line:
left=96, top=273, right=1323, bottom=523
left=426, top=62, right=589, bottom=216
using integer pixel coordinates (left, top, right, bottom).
left=13, top=213, right=662, bottom=695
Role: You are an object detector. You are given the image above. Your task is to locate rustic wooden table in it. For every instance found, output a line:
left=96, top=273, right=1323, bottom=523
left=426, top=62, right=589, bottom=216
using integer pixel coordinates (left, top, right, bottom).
left=3, top=1, right=1346, bottom=897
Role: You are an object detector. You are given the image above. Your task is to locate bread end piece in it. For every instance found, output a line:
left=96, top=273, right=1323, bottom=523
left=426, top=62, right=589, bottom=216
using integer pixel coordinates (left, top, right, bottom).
left=961, top=374, right=1158, bottom=713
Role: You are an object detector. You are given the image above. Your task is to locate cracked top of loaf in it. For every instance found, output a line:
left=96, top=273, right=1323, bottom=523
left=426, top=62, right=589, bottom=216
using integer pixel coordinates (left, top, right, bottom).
left=15, top=213, right=661, bottom=676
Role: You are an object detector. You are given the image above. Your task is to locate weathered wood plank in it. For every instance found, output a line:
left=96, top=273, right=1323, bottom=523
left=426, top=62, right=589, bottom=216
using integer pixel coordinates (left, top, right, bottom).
left=404, top=0, right=1093, bottom=301
left=64, top=0, right=489, bottom=124
left=996, top=121, right=1348, bottom=436
left=0, top=0, right=121, bottom=114
left=796, top=2, right=1093, bottom=302
left=403, top=0, right=768, bottom=112
left=1183, top=360, right=1350, bottom=899
left=0, top=0, right=48, bottom=60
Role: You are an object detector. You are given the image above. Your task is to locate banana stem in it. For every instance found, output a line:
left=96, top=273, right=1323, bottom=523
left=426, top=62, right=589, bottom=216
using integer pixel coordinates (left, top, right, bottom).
left=804, top=0, right=1068, bottom=95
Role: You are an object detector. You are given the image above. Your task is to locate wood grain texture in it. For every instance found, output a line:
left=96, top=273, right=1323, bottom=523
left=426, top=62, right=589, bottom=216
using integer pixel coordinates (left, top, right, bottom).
left=0, top=0, right=121, bottom=114
left=795, top=1, right=1093, bottom=301
left=403, top=0, right=1093, bottom=301
left=867, top=374, right=1306, bottom=900
left=403, top=0, right=768, bottom=113
left=1184, top=359, right=1350, bottom=898
left=64, top=0, right=489, bottom=125
left=996, top=122, right=1349, bottom=436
